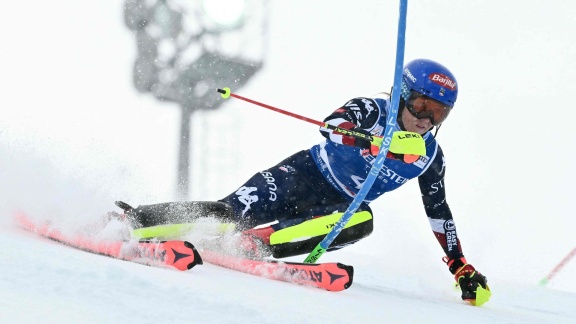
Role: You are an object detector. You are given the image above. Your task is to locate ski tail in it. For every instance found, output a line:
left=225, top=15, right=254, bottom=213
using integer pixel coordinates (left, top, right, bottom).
left=15, top=212, right=202, bottom=271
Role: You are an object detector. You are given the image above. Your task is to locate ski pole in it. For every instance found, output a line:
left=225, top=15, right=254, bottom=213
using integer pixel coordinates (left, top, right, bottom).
left=539, top=245, right=576, bottom=286
left=217, top=87, right=378, bottom=147
left=301, top=0, right=408, bottom=263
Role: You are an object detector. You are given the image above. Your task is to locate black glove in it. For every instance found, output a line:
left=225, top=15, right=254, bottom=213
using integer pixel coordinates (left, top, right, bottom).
left=445, top=257, right=491, bottom=305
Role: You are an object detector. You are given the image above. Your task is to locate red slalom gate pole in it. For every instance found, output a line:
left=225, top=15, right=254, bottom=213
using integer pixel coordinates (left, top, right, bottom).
left=539, top=245, right=576, bottom=286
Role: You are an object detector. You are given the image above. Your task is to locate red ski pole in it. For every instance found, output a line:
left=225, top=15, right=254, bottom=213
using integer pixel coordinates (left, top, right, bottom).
left=216, top=87, right=375, bottom=144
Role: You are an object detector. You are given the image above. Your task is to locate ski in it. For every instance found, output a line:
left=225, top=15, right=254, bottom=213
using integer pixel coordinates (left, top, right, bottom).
left=128, top=221, right=355, bottom=291
left=199, top=249, right=353, bottom=292
left=16, top=212, right=352, bottom=291
left=15, top=213, right=202, bottom=271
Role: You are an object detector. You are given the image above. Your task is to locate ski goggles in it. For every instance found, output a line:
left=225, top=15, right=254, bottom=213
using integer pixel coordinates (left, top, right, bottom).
left=405, top=91, right=451, bottom=126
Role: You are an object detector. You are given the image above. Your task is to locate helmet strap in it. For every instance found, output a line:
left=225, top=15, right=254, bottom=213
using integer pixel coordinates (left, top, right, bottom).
left=432, top=124, right=441, bottom=140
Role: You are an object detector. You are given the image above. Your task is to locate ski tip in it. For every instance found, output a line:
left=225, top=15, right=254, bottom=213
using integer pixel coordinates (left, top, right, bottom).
left=217, top=87, right=231, bottom=99
left=467, top=286, right=492, bottom=306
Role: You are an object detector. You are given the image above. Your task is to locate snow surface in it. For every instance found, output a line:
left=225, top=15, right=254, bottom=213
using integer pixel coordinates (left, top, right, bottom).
left=2, top=222, right=576, bottom=324
left=1, top=1, right=576, bottom=323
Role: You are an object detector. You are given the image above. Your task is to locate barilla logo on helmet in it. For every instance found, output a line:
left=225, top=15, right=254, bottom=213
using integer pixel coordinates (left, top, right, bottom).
left=429, top=73, right=456, bottom=90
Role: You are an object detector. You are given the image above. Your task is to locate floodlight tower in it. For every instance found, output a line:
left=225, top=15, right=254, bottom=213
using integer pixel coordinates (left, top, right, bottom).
left=124, top=0, right=267, bottom=199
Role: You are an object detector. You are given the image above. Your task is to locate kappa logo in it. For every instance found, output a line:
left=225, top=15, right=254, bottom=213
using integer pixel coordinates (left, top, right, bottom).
left=361, top=98, right=376, bottom=118
left=235, top=186, right=259, bottom=216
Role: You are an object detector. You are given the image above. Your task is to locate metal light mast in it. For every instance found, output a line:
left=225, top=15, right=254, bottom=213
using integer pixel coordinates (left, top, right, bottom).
left=124, top=0, right=267, bottom=199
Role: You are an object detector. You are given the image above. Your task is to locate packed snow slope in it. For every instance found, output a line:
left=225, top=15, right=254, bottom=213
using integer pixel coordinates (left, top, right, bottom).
left=1, top=1, right=576, bottom=323
left=1, top=221, right=575, bottom=324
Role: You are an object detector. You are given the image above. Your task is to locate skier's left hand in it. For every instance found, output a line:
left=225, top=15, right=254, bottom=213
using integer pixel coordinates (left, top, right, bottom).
left=445, top=257, right=491, bottom=305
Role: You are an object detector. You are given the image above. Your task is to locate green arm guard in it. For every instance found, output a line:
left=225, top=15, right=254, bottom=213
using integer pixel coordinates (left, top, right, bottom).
left=388, top=131, right=426, bottom=155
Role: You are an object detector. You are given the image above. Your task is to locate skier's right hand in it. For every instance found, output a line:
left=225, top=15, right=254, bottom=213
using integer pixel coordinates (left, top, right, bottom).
left=369, top=131, right=426, bottom=162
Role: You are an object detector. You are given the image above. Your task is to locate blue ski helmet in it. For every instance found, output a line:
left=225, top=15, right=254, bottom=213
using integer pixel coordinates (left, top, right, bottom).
left=401, top=59, right=458, bottom=108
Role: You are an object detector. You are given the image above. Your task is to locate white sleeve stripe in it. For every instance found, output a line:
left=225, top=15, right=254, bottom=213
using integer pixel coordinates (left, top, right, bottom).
left=428, top=218, right=445, bottom=233
left=329, top=133, right=344, bottom=144
left=321, top=118, right=350, bottom=145
left=322, top=118, right=348, bottom=129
